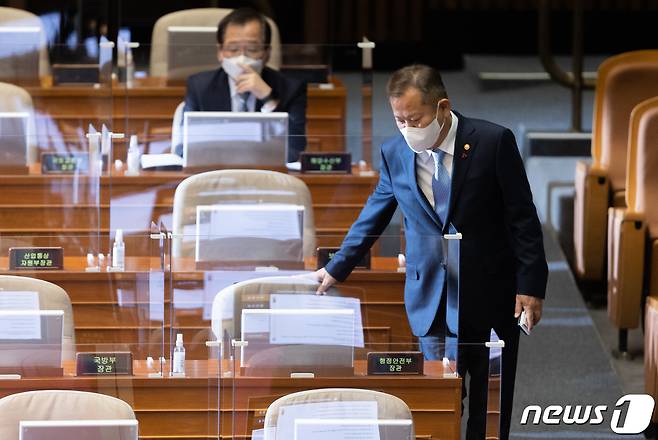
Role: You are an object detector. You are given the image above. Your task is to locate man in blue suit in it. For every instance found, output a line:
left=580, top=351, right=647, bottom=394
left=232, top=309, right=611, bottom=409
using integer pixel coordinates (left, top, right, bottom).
left=314, top=64, right=548, bottom=439
left=183, top=8, right=306, bottom=162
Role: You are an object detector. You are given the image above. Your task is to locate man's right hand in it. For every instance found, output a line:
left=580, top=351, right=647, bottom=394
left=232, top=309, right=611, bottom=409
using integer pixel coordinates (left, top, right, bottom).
left=313, top=268, right=338, bottom=295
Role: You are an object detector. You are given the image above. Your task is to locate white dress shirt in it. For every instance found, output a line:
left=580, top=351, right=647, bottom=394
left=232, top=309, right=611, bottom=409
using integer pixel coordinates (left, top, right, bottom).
left=228, top=76, right=277, bottom=113
left=228, top=76, right=256, bottom=112
left=414, top=111, right=458, bottom=209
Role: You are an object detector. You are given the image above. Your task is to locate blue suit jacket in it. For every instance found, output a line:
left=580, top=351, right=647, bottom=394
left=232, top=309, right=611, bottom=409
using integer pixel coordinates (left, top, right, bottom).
left=184, top=66, right=307, bottom=162
left=325, top=113, right=548, bottom=336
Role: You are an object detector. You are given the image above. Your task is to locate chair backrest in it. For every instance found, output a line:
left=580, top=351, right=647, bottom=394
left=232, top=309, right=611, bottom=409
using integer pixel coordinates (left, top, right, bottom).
left=0, top=390, right=135, bottom=440
left=171, top=169, right=316, bottom=259
left=0, top=275, right=75, bottom=361
left=591, top=50, right=658, bottom=192
left=0, top=81, right=37, bottom=164
left=211, top=275, right=335, bottom=340
left=626, top=96, right=658, bottom=236
left=149, top=8, right=282, bottom=77
left=264, top=388, right=414, bottom=438
left=0, top=6, right=50, bottom=77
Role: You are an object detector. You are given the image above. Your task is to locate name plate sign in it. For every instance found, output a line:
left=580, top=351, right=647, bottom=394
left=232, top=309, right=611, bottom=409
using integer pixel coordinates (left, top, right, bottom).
left=367, top=351, right=424, bottom=375
left=316, top=247, right=370, bottom=270
left=300, top=152, right=351, bottom=174
left=9, top=247, right=63, bottom=270
left=41, top=153, right=89, bottom=174
left=76, top=352, right=133, bottom=376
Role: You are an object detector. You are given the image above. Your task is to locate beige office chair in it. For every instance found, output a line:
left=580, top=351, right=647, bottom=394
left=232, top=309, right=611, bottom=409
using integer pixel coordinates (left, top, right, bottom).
left=264, top=388, right=415, bottom=439
left=607, top=96, right=658, bottom=351
left=0, top=81, right=38, bottom=164
left=0, top=390, right=135, bottom=440
left=211, top=275, right=360, bottom=376
left=0, top=6, right=50, bottom=78
left=574, top=50, right=658, bottom=281
left=149, top=8, right=282, bottom=78
left=171, top=169, right=316, bottom=260
left=211, top=275, right=344, bottom=341
left=0, top=275, right=75, bottom=361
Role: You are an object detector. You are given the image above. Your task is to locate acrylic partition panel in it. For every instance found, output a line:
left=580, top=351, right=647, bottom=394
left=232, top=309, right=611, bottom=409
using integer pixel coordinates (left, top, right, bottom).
left=0, top=232, right=166, bottom=378
left=0, top=40, right=115, bottom=258
left=164, top=229, right=500, bottom=439
left=105, top=41, right=378, bottom=260
left=112, top=41, right=374, bottom=160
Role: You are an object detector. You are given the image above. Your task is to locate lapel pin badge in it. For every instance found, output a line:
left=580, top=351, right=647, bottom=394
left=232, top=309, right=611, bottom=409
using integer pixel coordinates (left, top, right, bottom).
left=461, top=143, right=470, bottom=159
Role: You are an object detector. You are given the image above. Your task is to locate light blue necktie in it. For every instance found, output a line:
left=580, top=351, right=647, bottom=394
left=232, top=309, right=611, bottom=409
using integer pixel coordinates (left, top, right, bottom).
left=431, top=150, right=451, bottom=225
left=238, top=92, right=250, bottom=112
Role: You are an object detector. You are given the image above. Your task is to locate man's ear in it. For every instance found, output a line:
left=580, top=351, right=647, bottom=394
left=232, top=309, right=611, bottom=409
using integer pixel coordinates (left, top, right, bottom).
left=216, top=45, right=223, bottom=64
left=437, top=98, right=451, bottom=113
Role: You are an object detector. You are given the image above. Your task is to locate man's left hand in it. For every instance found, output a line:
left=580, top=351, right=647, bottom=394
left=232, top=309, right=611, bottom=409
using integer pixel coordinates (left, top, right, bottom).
left=514, top=294, right=544, bottom=332
left=236, top=63, right=272, bottom=100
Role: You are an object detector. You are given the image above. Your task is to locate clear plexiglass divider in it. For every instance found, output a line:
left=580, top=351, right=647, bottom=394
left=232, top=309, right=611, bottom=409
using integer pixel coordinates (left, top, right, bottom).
left=114, top=42, right=374, bottom=163
left=162, top=229, right=502, bottom=439
left=0, top=231, right=166, bottom=405
left=0, top=41, right=115, bottom=261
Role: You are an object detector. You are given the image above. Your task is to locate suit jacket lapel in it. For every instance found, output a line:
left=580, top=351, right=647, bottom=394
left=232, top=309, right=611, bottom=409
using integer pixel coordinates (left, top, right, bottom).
left=400, top=138, right=442, bottom=228
left=446, top=112, right=477, bottom=229
left=216, top=69, right=232, bottom=112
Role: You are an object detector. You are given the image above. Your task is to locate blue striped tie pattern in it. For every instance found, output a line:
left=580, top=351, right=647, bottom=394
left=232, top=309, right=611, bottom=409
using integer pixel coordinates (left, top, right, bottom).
left=431, top=150, right=451, bottom=225
left=239, top=92, right=250, bottom=111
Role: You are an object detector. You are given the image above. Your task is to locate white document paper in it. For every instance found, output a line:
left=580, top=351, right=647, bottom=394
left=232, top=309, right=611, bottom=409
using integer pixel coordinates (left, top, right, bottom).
left=252, top=427, right=276, bottom=440
left=276, top=401, right=379, bottom=440
left=197, top=204, right=303, bottom=241
left=257, top=308, right=356, bottom=347
left=0, top=291, right=39, bottom=310
left=294, top=419, right=411, bottom=440
left=140, top=153, right=183, bottom=169
left=0, top=311, right=44, bottom=340
left=206, top=270, right=307, bottom=324
left=0, top=291, right=41, bottom=339
left=189, top=121, right=263, bottom=143
left=270, top=294, right=364, bottom=347
left=241, top=309, right=271, bottom=334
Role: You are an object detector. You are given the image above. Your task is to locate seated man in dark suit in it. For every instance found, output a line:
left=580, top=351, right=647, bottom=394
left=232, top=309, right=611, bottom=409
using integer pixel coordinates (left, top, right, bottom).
left=183, top=7, right=306, bottom=162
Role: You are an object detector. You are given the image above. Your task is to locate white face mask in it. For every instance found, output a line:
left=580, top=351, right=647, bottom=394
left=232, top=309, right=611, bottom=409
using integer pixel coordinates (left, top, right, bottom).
left=400, top=108, right=445, bottom=153
left=222, top=54, right=264, bottom=80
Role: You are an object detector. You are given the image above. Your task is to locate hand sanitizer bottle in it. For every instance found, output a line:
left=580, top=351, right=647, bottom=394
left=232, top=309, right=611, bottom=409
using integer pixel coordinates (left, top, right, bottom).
left=126, top=135, right=140, bottom=176
left=112, top=229, right=125, bottom=271
left=172, top=333, right=185, bottom=375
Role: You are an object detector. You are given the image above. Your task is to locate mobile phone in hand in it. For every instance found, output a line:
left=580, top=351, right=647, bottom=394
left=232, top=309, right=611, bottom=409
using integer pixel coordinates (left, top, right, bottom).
left=518, top=310, right=531, bottom=335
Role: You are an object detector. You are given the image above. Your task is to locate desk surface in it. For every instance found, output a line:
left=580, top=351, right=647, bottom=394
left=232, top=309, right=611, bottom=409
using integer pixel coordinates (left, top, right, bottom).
left=0, top=359, right=462, bottom=440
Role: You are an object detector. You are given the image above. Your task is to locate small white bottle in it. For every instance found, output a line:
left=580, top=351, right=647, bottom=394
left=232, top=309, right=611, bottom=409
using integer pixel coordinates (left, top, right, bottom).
left=126, top=47, right=135, bottom=88
left=112, top=229, right=125, bottom=271
left=126, top=135, right=140, bottom=176
left=172, top=333, right=186, bottom=375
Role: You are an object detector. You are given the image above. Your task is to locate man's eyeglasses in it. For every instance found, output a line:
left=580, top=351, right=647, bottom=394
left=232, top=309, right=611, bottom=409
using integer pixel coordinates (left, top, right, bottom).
left=221, top=44, right=267, bottom=58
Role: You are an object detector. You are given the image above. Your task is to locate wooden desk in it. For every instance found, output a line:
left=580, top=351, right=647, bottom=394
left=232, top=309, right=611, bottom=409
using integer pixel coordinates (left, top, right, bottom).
left=27, top=77, right=347, bottom=155
left=1, top=256, right=411, bottom=359
left=0, top=359, right=462, bottom=440
left=0, top=167, right=378, bottom=251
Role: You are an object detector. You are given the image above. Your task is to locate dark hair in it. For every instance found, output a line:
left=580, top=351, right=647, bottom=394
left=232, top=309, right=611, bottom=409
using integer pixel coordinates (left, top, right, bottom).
left=216, top=7, right=272, bottom=46
left=386, top=64, right=448, bottom=104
